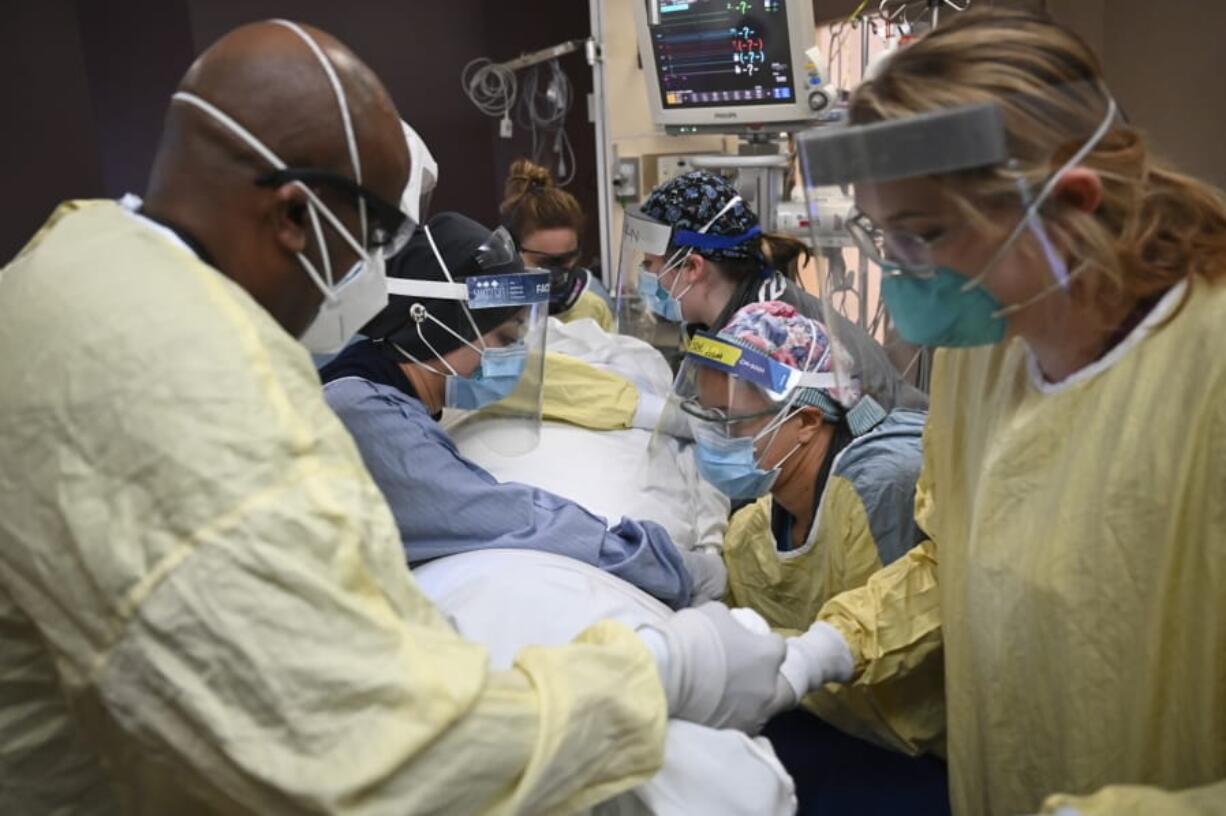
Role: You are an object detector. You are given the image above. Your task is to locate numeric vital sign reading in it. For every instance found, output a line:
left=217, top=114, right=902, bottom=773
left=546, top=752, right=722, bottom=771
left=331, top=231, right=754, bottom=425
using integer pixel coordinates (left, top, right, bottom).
left=650, top=0, right=796, bottom=109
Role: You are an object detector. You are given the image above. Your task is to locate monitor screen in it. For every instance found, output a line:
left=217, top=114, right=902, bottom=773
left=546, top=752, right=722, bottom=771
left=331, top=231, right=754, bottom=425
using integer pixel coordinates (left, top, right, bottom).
left=650, top=0, right=796, bottom=110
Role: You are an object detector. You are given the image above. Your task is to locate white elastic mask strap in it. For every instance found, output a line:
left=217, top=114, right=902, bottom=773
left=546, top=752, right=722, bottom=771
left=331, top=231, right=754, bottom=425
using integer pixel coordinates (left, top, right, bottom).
left=761, top=330, right=824, bottom=445
left=423, top=224, right=486, bottom=350
left=270, top=19, right=367, bottom=246
left=171, top=90, right=369, bottom=284
left=171, top=92, right=287, bottom=169
left=666, top=261, right=695, bottom=301
left=294, top=181, right=369, bottom=263
left=661, top=245, right=690, bottom=277
left=391, top=339, right=456, bottom=378
left=661, top=194, right=743, bottom=297
left=1027, top=95, right=1119, bottom=222
left=770, top=439, right=804, bottom=471
left=421, top=306, right=485, bottom=360
left=800, top=321, right=826, bottom=373
left=700, top=194, right=743, bottom=235
left=755, top=385, right=802, bottom=444
left=298, top=205, right=336, bottom=299
left=755, top=396, right=803, bottom=471
left=964, top=94, right=1118, bottom=293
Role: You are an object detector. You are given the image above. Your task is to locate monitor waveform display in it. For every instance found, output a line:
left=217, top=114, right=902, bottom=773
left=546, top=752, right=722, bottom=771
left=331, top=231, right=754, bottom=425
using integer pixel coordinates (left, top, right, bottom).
left=652, top=0, right=794, bottom=109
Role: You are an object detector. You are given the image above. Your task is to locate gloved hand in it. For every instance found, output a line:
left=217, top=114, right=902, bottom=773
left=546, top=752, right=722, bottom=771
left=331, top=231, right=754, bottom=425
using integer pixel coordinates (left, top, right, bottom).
left=637, top=602, right=786, bottom=734
left=680, top=547, right=727, bottom=604
left=772, top=621, right=855, bottom=716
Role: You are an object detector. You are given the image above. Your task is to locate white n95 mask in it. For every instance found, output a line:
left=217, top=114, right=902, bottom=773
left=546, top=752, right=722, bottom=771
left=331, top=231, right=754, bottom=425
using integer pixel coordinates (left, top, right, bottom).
left=298, top=248, right=387, bottom=353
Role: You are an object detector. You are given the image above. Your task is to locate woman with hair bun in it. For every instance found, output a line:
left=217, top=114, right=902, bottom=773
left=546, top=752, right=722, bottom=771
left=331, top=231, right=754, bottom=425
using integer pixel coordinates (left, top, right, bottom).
left=501, top=158, right=615, bottom=330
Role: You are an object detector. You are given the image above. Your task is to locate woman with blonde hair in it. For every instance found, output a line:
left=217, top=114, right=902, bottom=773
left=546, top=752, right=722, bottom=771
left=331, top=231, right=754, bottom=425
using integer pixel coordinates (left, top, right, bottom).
left=501, top=158, right=616, bottom=329
left=773, top=7, right=1226, bottom=815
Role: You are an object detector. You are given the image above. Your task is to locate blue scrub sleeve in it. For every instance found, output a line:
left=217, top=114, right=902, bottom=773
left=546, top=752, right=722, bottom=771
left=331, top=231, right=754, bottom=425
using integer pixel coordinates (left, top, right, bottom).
left=325, top=378, right=694, bottom=608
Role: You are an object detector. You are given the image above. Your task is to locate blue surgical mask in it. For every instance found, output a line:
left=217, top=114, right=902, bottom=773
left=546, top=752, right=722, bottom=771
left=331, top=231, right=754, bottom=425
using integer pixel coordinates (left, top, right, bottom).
left=639, top=263, right=692, bottom=323
left=445, top=343, right=528, bottom=410
left=690, top=416, right=800, bottom=500
left=880, top=266, right=1007, bottom=347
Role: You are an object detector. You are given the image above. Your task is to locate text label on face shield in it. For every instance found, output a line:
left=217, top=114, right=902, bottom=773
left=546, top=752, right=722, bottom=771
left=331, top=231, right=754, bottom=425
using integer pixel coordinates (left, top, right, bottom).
left=466, top=272, right=552, bottom=309
left=688, top=333, right=792, bottom=394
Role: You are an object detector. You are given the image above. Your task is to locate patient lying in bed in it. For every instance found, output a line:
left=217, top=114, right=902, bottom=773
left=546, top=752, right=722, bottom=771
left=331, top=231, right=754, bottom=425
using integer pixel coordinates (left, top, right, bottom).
left=425, top=318, right=796, bottom=816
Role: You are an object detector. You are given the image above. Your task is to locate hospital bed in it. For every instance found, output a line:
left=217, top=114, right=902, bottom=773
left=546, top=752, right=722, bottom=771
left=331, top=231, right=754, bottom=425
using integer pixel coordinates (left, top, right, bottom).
left=421, top=319, right=797, bottom=815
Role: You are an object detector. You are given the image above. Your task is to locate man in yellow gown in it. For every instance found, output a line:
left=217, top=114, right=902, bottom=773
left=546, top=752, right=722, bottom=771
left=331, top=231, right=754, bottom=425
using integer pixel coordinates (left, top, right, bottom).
left=0, top=19, right=787, bottom=814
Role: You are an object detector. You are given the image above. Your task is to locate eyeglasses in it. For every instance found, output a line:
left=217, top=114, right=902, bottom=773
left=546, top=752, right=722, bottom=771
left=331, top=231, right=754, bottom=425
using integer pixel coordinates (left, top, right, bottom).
left=256, top=168, right=416, bottom=257
left=680, top=397, right=778, bottom=429
left=845, top=208, right=942, bottom=280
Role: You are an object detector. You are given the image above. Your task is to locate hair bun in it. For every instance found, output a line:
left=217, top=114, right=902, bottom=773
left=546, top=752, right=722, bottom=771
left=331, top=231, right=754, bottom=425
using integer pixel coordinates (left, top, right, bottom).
left=508, top=158, right=554, bottom=190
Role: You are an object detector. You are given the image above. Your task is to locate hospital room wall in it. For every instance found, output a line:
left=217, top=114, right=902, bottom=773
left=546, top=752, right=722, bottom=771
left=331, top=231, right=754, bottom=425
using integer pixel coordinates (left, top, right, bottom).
left=185, top=0, right=601, bottom=259
left=808, top=0, right=1226, bottom=191
left=0, top=0, right=598, bottom=265
left=1048, top=0, right=1226, bottom=192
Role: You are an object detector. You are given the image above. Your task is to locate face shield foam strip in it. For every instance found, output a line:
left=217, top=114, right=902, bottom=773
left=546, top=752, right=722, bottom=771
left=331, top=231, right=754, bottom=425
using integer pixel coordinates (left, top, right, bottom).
left=687, top=330, right=838, bottom=402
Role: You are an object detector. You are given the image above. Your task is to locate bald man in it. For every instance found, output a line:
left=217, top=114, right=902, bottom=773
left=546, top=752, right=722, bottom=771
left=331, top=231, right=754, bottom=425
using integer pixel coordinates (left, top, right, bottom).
left=0, top=19, right=787, bottom=816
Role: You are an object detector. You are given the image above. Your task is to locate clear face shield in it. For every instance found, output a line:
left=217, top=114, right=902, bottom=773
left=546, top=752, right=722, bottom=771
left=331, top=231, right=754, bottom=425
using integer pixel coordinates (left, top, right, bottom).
left=614, top=196, right=750, bottom=346
left=796, top=81, right=1118, bottom=379
left=386, top=225, right=550, bottom=454
left=654, top=330, right=837, bottom=500
left=614, top=204, right=678, bottom=345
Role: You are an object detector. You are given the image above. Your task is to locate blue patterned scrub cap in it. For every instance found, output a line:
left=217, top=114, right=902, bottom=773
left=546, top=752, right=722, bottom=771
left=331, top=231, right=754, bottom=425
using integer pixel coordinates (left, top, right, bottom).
left=640, top=170, right=763, bottom=263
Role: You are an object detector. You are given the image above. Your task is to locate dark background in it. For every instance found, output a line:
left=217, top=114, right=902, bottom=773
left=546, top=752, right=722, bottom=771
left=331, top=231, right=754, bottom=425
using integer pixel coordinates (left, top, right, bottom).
left=0, top=0, right=596, bottom=262
left=3, top=0, right=1224, bottom=264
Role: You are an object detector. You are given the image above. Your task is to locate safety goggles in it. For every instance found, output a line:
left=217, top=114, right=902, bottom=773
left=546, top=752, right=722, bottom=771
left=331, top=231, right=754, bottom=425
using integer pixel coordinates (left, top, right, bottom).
left=800, top=82, right=1118, bottom=285
left=520, top=246, right=583, bottom=268
left=257, top=167, right=416, bottom=257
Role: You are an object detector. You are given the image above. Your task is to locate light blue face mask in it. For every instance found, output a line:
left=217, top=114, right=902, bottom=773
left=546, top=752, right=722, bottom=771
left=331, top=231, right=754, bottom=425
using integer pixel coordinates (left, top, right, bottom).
left=693, top=433, right=780, bottom=500
left=444, top=342, right=528, bottom=410
left=690, top=414, right=801, bottom=500
left=638, top=264, right=691, bottom=323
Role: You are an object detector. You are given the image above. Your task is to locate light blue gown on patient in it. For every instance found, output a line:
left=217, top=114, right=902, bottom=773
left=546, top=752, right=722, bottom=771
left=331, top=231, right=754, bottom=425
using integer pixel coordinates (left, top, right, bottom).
left=324, top=375, right=695, bottom=608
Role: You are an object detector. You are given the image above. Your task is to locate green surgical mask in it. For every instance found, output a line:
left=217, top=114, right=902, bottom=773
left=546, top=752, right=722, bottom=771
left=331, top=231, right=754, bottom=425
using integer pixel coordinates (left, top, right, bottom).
left=880, top=266, right=1007, bottom=347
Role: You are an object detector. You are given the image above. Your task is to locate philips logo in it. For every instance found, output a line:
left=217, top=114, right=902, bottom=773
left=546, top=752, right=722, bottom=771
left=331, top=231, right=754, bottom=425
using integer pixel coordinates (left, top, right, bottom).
left=713, top=112, right=739, bottom=120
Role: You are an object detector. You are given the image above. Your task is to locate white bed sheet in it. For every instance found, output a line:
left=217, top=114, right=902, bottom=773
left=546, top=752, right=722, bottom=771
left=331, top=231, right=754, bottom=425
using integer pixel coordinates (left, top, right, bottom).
left=413, top=549, right=796, bottom=816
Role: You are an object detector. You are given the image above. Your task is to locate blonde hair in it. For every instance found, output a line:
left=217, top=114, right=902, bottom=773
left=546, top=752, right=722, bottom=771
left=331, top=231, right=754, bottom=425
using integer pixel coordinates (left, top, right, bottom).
left=499, top=158, right=584, bottom=243
left=850, top=7, right=1226, bottom=317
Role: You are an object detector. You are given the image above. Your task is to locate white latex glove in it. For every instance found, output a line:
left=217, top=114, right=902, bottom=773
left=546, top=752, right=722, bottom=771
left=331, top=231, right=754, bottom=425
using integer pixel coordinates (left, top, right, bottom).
left=680, top=547, right=727, bottom=604
left=770, top=621, right=856, bottom=717
left=638, top=602, right=787, bottom=734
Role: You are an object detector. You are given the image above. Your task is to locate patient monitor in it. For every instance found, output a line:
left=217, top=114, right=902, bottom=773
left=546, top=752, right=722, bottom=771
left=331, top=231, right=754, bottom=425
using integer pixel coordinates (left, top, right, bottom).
left=634, top=0, right=828, bottom=136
